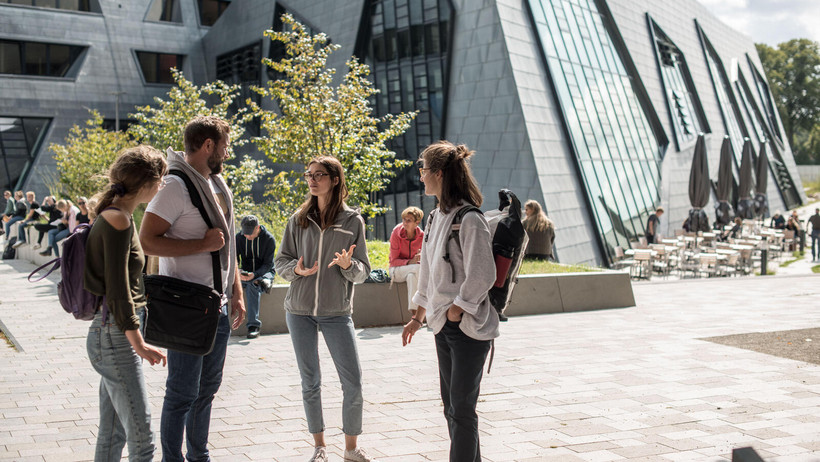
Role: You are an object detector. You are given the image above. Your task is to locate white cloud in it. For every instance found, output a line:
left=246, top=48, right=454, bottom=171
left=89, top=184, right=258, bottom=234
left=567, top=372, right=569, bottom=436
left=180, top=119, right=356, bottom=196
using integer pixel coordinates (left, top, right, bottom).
left=698, top=0, right=820, bottom=45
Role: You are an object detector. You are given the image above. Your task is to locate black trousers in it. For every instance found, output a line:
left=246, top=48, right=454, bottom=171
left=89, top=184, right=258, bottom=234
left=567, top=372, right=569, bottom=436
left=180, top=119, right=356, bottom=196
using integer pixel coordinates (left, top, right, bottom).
left=33, top=223, right=56, bottom=244
left=435, top=320, right=492, bottom=462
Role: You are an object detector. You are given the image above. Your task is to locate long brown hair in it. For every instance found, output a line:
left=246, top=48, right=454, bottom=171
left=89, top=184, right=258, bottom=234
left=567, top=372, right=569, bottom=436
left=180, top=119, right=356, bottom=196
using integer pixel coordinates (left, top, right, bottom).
left=297, top=156, right=348, bottom=229
left=95, top=145, right=167, bottom=215
left=524, top=199, right=553, bottom=233
left=418, top=141, right=483, bottom=213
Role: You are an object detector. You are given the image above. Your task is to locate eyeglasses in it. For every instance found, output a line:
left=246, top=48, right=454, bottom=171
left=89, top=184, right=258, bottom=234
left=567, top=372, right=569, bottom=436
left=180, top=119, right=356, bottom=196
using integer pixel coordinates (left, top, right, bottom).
left=78, top=202, right=86, bottom=205
left=419, top=167, right=431, bottom=177
left=303, top=172, right=330, bottom=182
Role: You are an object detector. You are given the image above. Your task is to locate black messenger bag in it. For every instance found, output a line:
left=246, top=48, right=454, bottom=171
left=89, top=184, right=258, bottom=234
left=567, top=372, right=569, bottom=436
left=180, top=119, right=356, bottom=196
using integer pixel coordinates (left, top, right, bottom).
left=143, top=169, right=223, bottom=356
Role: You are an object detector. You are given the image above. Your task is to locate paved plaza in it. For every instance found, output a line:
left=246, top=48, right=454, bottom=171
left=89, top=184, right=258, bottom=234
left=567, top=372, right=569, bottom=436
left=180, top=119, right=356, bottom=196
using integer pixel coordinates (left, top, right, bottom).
left=1, top=257, right=819, bottom=461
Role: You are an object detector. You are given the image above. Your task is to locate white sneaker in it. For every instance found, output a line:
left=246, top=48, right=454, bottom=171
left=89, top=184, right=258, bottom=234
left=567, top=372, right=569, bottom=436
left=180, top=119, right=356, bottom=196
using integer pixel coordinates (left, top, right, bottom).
left=11, top=240, right=24, bottom=249
left=309, top=446, right=329, bottom=462
left=32, top=243, right=41, bottom=249
left=344, top=447, right=377, bottom=462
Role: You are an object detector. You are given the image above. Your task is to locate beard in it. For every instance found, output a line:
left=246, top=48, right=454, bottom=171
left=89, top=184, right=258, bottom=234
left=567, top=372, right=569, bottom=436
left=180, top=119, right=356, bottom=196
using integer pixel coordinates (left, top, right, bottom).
left=207, top=145, right=224, bottom=175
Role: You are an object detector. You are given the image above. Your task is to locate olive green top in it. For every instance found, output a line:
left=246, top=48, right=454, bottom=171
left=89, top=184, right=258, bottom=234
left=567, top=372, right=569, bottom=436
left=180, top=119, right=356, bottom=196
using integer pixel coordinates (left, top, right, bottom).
left=83, top=217, right=145, bottom=331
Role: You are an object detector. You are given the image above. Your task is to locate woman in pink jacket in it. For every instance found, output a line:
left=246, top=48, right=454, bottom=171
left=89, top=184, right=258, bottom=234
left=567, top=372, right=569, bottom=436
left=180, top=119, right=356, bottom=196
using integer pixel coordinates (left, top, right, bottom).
left=388, top=206, right=424, bottom=319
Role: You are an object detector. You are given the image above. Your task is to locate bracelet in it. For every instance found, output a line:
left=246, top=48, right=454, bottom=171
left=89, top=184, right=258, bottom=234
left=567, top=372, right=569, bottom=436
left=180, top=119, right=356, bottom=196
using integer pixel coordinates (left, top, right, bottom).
left=410, top=318, right=423, bottom=326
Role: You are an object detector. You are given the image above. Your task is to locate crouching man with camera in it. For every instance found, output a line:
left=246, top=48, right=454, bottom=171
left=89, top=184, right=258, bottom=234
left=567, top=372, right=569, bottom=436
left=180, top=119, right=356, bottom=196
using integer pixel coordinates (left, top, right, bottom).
left=236, top=215, right=276, bottom=339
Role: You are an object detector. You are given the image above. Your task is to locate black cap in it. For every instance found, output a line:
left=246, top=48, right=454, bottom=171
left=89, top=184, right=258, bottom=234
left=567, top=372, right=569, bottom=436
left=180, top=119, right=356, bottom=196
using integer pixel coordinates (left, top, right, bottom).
left=241, top=215, right=259, bottom=235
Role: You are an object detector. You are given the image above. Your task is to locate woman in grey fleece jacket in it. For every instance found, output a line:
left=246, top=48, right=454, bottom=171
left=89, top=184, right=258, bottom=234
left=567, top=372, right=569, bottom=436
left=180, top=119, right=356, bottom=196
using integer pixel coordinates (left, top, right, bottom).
left=274, top=156, right=376, bottom=462
left=402, top=141, right=499, bottom=462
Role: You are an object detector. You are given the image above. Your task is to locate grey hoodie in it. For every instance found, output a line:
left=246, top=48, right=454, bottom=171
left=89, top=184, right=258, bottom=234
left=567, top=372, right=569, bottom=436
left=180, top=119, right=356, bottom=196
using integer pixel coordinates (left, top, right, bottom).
left=412, top=205, right=500, bottom=341
left=275, top=206, right=370, bottom=316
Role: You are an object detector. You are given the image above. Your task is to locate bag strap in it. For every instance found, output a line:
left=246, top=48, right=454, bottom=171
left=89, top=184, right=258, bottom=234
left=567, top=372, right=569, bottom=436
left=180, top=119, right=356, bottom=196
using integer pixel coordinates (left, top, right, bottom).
left=28, top=257, right=61, bottom=282
left=168, top=169, right=223, bottom=295
left=443, top=205, right=480, bottom=283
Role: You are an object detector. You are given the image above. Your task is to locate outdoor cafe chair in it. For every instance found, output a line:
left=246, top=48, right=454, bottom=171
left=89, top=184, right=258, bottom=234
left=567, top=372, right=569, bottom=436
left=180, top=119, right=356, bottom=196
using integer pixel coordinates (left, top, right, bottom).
left=630, top=249, right=653, bottom=280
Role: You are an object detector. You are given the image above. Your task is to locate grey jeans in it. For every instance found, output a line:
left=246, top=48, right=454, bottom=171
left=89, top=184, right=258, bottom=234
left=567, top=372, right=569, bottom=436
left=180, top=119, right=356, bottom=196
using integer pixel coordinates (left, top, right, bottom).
left=87, top=308, right=155, bottom=462
left=286, top=312, right=363, bottom=435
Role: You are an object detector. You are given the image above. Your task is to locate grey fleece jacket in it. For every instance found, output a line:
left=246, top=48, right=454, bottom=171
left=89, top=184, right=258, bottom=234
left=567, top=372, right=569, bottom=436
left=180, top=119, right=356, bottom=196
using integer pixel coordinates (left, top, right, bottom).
left=275, top=206, right=370, bottom=316
left=412, top=205, right=500, bottom=341
left=164, top=148, right=238, bottom=299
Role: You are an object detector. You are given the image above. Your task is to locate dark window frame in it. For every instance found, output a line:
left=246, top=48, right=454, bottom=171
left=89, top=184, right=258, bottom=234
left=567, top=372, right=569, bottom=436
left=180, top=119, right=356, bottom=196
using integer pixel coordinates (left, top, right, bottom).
left=646, top=14, right=710, bottom=151
left=0, top=38, right=87, bottom=79
left=133, top=50, right=185, bottom=85
left=0, top=0, right=101, bottom=13
left=746, top=54, right=784, bottom=147
left=144, top=0, right=183, bottom=24
left=196, top=0, right=231, bottom=27
left=0, top=116, right=51, bottom=191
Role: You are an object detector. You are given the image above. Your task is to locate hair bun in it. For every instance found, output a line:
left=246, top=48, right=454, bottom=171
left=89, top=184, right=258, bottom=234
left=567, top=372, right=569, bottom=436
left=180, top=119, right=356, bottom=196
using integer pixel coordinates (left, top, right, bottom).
left=455, top=144, right=474, bottom=160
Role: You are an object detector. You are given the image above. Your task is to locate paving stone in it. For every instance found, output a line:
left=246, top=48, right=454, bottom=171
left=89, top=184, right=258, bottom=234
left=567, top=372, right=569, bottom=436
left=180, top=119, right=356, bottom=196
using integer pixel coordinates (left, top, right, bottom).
left=2, top=259, right=820, bottom=460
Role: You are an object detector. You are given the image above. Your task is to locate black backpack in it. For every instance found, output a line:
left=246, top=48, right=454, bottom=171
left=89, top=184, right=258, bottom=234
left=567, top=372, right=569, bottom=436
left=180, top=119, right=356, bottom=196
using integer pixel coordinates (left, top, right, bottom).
left=2, top=237, right=17, bottom=260
left=428, top=189, right=528, bottom=320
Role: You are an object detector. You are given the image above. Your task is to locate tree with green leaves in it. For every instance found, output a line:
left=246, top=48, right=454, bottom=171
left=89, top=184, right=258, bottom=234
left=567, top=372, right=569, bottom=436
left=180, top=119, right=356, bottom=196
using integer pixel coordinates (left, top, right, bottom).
left=49, top=110, right=135, bottom=199
left=756, top=39, right=820, bottom=163
left=251, top=14, right=416, bottom=224
left=128, top=69, right=271, bottom=218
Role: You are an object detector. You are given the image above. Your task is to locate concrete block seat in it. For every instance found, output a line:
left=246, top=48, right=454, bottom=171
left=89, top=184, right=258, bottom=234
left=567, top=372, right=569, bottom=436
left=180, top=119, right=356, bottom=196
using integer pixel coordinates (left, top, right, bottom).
left=233, top=271, right=635, bottom=337
left=6, top=222, right=64, bottom=269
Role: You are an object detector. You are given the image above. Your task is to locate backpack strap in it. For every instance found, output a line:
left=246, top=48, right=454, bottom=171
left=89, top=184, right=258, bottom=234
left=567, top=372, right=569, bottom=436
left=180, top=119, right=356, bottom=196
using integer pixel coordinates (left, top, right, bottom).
left=443, top=205, right=481, bottom=283
left=168, top=169, right=223, bottom=295
left=28, top=257, right=61, bottom=282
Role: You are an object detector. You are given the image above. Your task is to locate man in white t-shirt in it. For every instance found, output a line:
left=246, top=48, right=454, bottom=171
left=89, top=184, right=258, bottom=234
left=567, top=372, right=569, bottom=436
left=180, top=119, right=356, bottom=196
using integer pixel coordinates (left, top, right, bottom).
left=140, top=116, right=245, bottom=462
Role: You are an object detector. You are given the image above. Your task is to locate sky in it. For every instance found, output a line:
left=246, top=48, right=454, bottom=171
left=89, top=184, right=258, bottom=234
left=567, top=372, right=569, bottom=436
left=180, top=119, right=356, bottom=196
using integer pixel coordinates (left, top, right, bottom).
left=698, top=0, right=820, bottom=46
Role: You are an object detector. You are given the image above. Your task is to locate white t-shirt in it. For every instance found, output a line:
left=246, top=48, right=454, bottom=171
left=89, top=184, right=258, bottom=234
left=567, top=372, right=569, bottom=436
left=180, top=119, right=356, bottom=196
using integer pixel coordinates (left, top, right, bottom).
left=145, top=175, right=230, bottom=305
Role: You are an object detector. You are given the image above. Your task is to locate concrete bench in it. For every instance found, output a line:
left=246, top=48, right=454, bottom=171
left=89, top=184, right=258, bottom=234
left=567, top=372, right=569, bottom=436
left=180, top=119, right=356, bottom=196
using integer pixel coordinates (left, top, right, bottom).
left=233, top=271, right=635, bottom=337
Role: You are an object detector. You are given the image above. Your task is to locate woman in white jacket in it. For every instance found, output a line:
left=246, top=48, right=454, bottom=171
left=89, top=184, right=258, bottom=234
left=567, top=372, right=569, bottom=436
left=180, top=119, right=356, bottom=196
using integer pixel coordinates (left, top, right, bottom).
left=274, top=156, right=375, bottom=462
left=402, top=141, right=499, bottom=462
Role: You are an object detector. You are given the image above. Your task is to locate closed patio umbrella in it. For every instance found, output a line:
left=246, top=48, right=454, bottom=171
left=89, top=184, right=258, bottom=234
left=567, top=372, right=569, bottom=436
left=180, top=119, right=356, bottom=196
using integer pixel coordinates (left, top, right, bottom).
left=714, top=136, right=735, bottom=226
left=754, top=140, right=769, bottom=218
left=736, top=138, right=755, bottom=219
left=687, top=133, right=711, bottom=232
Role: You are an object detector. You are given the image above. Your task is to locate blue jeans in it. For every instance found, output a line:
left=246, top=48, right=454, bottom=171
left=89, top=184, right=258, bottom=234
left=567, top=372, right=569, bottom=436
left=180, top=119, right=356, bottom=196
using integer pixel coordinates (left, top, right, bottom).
left=48, top=227, right=70, bottom=256
left=286, top=312, right=363, bottom=435
left=5, top=215, right=23, bottom=238
left=87, top=308, right=155, bottom=462
left=160, top=313, right=230, bottom=462
left=242, top=273, right=271, bottom=329
left=435, top=320, right=492, bottom=462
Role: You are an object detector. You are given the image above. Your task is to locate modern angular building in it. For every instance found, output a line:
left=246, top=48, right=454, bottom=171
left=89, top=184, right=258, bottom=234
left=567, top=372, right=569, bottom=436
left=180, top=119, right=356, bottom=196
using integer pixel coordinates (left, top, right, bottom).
left=0, top=0, right=805, bottom=266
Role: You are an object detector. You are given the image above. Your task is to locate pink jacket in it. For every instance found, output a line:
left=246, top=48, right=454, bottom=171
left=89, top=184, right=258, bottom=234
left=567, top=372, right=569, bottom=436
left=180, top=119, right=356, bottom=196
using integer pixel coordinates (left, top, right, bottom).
left=389, top=223, right=424, bottom=267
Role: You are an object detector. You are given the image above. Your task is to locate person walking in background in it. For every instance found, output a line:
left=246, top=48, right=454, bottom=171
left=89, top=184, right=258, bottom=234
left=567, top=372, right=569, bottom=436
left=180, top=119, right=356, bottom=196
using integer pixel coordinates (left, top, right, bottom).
left=84, top=145, right=168, bottom=461
left=139, top=116, right=245, bottom=462
left=388, top=206, right=424, bottom=319
left=402, top=141, right=499, bottom=462
left=808, top=208, right=820, bottom=261
left=274, top=156, right=375, bottom=462
left=236, top=214, right=276, bottom=339
left=645, top=206, right=664, bottom=244
left=522, top=199, right=555, bottom=261
left=40, top=199, right=79, bottom=257
left=12, top=191, right=40, bottom=249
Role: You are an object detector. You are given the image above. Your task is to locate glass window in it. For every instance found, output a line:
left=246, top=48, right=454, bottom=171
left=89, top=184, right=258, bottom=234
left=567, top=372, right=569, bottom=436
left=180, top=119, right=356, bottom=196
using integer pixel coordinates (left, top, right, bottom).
left=0, top=41, right=21, bottom=74
left=747, top=55, right=783, bottom=143
left=135, top=51, right=183, bottom=84
left=529, top=0, right=666, bottom=264
left=216, top=42, right=261, bottom=135
left=0, top=117, right=51, bottom=191
left=0, top=0, right=99, bottom=12
left=145, top=0, right=182, bottom=23
left=198, top=0, right=230, bottom=27
left=0, top=39, right=85, bottom=77
left=649, top=18, right=707, bottom=150
left=354, top=0, right=453, bottom=239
